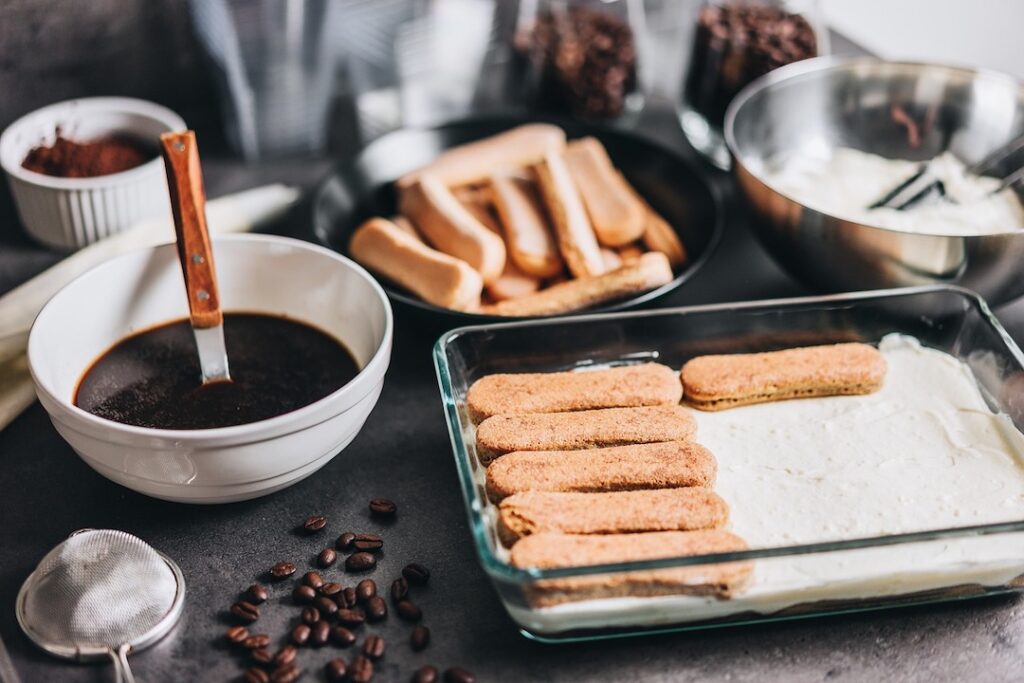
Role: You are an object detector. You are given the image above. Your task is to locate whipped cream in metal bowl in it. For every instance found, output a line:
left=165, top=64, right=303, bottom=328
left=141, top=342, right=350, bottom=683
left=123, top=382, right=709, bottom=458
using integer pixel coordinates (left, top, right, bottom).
left=762, top=147, right=1024, bottom=235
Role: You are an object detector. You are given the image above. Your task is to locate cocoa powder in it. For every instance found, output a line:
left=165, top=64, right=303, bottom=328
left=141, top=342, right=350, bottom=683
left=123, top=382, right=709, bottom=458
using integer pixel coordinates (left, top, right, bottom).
left=22, top=132, right=157, bottom=178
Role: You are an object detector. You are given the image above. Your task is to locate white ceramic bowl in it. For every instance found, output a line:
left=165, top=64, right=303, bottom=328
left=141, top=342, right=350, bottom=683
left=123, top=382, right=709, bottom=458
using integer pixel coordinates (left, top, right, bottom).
left=27, top=234, right=393, bottom=503
left=0, top=97, right=186, bottom=251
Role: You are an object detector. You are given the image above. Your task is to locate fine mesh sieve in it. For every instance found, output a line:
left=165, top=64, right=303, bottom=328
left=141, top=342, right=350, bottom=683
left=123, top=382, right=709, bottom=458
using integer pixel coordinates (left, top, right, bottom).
left=15, top=529, right=185, bottom=683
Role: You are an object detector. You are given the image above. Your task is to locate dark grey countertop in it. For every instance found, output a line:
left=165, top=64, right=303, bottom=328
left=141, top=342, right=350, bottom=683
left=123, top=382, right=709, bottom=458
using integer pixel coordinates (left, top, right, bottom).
left=4, top=97, right=1024, bottom=683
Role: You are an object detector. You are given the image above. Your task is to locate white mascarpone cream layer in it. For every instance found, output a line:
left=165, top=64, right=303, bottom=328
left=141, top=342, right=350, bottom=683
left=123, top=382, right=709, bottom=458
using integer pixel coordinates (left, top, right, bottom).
left=503, top=335, right=1024, bottom=632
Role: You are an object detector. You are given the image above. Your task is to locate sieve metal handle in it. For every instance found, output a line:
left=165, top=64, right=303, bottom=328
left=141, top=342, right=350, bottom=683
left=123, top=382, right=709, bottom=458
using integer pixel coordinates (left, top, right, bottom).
left=109, top=644, right=135, bottom=683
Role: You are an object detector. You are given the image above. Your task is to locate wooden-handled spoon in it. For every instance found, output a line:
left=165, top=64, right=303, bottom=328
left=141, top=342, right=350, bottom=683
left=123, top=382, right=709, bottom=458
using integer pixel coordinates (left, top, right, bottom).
left=160, top=131, right=231, bottom=384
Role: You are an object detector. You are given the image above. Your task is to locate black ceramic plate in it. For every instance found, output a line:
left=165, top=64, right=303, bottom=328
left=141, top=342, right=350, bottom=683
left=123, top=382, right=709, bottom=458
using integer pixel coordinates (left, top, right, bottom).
left=309, top=116, right=722, bottom=324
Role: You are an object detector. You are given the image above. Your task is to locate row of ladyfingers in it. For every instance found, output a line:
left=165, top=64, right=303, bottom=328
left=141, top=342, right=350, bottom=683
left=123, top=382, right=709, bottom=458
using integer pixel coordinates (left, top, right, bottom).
left=348, top=124, right=686, bottom=316
left=468, top=343, right=888, bottom=606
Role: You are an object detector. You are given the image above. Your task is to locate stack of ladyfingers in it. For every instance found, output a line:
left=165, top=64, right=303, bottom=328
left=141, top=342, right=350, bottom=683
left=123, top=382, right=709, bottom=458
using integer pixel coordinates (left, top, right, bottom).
left=349, top=124, right=687, bottom=316
left=466, top=342, right=887, bottom=607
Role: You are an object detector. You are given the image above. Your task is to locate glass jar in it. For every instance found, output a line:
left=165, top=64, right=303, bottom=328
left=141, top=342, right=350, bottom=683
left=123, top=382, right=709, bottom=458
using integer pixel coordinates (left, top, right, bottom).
left=514, top=0, right=647, bottom=122
left=679, top=0, right=828, bottom=169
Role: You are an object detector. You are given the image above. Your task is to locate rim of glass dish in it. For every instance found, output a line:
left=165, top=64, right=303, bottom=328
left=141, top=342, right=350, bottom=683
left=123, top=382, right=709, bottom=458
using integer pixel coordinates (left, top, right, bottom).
left=433, top=284, right=1024, bottom=583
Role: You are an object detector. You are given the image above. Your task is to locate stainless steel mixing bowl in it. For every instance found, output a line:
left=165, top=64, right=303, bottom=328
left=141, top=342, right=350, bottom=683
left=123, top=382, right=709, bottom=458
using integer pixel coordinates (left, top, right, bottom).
left=725, top=57, right=1024, bottom=305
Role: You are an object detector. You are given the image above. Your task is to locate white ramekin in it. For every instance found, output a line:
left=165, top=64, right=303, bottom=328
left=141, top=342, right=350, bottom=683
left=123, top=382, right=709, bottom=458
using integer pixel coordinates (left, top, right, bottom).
left=0, top=97, right=186, bottom=251
left=27, top=234, right=394, bottom=504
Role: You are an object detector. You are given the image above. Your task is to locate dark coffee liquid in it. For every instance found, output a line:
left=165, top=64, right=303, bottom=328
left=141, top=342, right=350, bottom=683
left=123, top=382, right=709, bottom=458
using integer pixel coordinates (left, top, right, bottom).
left=75, top=313, right=359, bottom=430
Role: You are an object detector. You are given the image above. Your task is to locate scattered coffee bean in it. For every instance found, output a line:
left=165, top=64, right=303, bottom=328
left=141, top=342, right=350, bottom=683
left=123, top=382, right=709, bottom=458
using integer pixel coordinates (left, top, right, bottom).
left=331, top=625, right=357, bottom=646
left=225, top=625, right=249, bottom=645
left=303, top=571, right=324, bottom=589
left=319, top=582, right=343, bottom=597
left=365, top=596, right=388, bottom=622
left=350, top=654, right=375, bottom=683
left=301, top=606, right=320, bottom=625
left=336, top=607, right=366, bottom=627
left=362, top=634, right=386, bottom=660
left=368, top=498, right=397, bottom=519
left=443, top=668, right=476, bottom=683
left=231, top=600, right=260, bottom=623
left=303, top=514, right=327, bottom=533
left=346, top=552, right=376, bottom=572
left=396, top=600, right=422, bottom=622
left=326, top=658, right=348, bottom=681
left=391, top=577, right=409, bottom=603
left=356, top=579, right=377, bottom=603
left=291, top=623, right=311, bottom=646
left=336, top=532, right=356, bottom=551
left=244, top=667, right=270, bottom=683
left=410, top=625, right=430, bottom=652
left=318, top=548, right=337, bottom=568
left=314, top=595, right=339, bottom=617
left=251, top=648, right=274, bottom=665
left=271, top=663, right=302, bottom=683
left=311, top=619, right=330, bottom=647
left=412, top=666, right=439, bottom=683
left=246, top=583, right=269, bottom=604
left=292, top=585, right=316, bottom=605
left=242, top=634, right=271, bottom=649
left=270, top=561, right=297, bottom=579
left=341, top=587, right=358, bottom=608
left=352, top=533, right=384, bottom=552
left=402, top=563, right=430, bottom=586
left=273, top=645, right=298, bottom=667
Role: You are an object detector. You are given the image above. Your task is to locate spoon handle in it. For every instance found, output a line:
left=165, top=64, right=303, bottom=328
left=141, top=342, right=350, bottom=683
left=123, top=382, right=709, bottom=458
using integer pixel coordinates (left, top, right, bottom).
left=160, top=131, right=222, bottom=329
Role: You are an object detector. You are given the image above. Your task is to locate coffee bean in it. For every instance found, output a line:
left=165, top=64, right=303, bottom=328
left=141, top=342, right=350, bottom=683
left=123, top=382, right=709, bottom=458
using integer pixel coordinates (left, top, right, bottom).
left=271, top=663, right=302, bottom=683
left=291, top=623, right=311, bottom=646
left=391, top=577, right=409, bottom=603
left=346, top=552, right=376, bottom=572
left=273, top=645, right=297, bottom=667
left=362, top=634, right=386, bottom=660
left=443, top=668, right=475, bottom=683
left=350, top=655, right=374, bottom=683
left=352, top=534, right=384, bottom=552
left=314, top=595, right=339, bottom=617
left=331, top=625, right=356, bottom=646
left=318, top=548, right=337, bottom=568
left=412, top=666, right=439, bottom=683
left=246, top=583, right=269, bottom=604
left=368, top=498, right=397, bottom=518
left=365, top=596, right=387, bottom=622
left=319, top=582, right=343, bottom=597
left=326, top=658, right=348, bottom=681
left=303, top=514, right=327, bottom=533
left=301, top=606, right=320, bottom=625
left=270, top=561, right=297, bottom=579
left=396, top=600, right=422, bottom=622
left=292, top=585, right=316, bottom=605
left=242, top=634, right=271, bottom=649
left=341, top=587, right=358, bottom=608
left=251, top=648, right=273, bottom=665
left=225, top=625, right=249, bottom=645
left=303, top=571, right=324, bottom=589
left=402, top=563, right=430, bottom=586
left=311, top=619, right=330, bottom=646
left=356, top=579, right=377, bottom=603
left=336, top=608, right=366, bottom=627
left=244, top=667, right=270, bottom=683
left=336, top=532, right=356, bottom=551
left=410, top=625, right=430, bottom=652
left=231, top=600, right=260, bottom=623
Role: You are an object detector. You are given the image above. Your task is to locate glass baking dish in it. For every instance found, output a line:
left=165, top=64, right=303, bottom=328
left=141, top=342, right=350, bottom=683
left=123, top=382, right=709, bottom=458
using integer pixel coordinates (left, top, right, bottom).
left=433, top=286, right=1024, bottom=641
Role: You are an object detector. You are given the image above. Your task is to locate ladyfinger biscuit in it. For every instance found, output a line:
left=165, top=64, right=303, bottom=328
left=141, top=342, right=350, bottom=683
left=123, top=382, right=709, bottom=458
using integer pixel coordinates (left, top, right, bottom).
left=349, top=218, right=482, bottom=311
left=534, top=152, right=606, bottom=278
left=485, top=441, right=716, bottom=502
left=497, top=488, right=729, bottom=546
left=615, top=172, right=687, bottom=268
left=456, top=192, right=503, bottom=235
left=475, top=405, right=697, bottom=464
left=467, top=362, right=682, bottom=423
left=397, top=124, right=567, bottom=189
left=616, top=242, right=645, bottom=263
left=489, top=174, right=564, bottom=278
left=564, top=137, right=647, bottom=246
left=681, top=342, right=887, bottom=411
left=391, top=215, right=421, bottom=240
left=485, top=260, right=541, bottom=303
left=480, top=251, right=672, bottom=317
left=600, top=248, right=623, bottom=271
left=399, top=173, right=507, bottom=284
left=511, top=530, right=753, bottom=606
